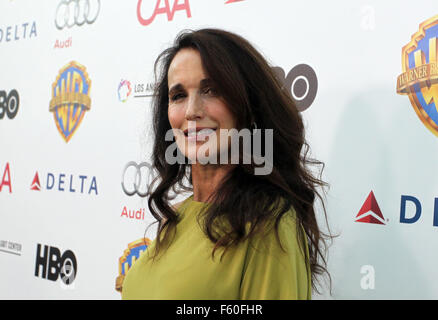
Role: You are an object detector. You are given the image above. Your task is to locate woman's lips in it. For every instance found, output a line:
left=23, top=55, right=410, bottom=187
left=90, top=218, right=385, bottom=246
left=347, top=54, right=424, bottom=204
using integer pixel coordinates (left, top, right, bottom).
left=184, top=128, right=217, bottom=142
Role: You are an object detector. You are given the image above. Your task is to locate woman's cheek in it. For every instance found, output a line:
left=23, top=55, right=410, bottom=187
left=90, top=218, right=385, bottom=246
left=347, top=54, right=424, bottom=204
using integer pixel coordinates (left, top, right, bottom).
left=207, top=100, right=236, bottom=130
left=168, top=104, right=185, bottom=129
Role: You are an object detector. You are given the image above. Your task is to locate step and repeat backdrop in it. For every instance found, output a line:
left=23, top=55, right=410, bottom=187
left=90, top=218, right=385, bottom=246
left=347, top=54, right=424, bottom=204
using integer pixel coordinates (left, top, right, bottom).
left=1, top=0, right=438, bottom=299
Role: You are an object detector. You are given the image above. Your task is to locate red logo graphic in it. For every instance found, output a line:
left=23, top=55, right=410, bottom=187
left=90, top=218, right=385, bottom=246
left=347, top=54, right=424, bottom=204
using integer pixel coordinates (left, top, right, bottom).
left=355, top=191, right=386, bottom=225
left=0, top=162, right=12, bottom=193
left=31, top=172, right=41, bottom=191
left=137, top=0, right=191, bottom=26
left=120, top=206, right=146, bottom=221
left=54, top=37, right=72, bottom=49
left=225, top=0, right=244, bottom=3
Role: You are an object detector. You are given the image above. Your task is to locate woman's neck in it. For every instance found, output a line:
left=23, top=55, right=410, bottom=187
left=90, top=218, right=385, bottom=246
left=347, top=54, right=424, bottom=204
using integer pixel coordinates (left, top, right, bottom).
left=191, top=163, right=235, bottom=203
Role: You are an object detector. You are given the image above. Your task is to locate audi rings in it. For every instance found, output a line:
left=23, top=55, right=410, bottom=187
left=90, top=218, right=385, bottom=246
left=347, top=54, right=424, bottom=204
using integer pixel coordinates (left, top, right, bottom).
left=121, top=161, right=153, bottom=197
left=55, top=0, right=100, bottom=30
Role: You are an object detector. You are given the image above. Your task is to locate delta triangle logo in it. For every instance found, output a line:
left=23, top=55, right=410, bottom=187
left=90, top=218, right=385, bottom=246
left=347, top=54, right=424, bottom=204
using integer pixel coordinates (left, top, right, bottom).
left=30, top=172, right=41, bottom=191
left=355, top=191, right=386, bottom=225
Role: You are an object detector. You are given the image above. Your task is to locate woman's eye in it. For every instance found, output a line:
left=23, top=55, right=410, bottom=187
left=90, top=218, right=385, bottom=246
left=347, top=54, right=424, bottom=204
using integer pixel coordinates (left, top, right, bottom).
left=171, top=93, right=185, bottom=101
left=202, top=87, right=217, bottom=96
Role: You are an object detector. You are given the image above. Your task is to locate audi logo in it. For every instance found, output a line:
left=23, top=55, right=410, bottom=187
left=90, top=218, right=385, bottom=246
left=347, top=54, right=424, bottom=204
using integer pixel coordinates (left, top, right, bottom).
left=121, top=161, right=154, bottom=197
left=55, top=0, right=101, bottom=30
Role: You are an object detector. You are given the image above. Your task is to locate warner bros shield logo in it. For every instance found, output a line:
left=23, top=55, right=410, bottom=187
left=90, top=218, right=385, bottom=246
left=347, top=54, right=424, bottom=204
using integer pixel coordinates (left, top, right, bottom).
left=397, top=15, right=438, bottom=137
left=115, top=238, right=151, bottom=293
left=49, top=61, right=91, bottom=142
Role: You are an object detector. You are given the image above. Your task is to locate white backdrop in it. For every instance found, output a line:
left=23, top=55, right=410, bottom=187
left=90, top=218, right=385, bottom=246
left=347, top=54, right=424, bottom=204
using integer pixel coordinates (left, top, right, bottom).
left=1, top=0, right=438, bottom=299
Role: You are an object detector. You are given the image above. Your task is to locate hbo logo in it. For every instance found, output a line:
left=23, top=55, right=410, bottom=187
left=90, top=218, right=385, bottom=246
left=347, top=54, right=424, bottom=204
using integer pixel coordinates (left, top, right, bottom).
left=34, top=244, right=77, bottom=285
left=272, top=65, right=318, bottom=112
left=0, top=89, right=19, bottom=119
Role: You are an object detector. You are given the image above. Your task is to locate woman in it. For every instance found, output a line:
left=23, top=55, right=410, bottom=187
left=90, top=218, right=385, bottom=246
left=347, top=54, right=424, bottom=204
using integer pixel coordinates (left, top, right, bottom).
left=121, top=28, right=331, bottom=300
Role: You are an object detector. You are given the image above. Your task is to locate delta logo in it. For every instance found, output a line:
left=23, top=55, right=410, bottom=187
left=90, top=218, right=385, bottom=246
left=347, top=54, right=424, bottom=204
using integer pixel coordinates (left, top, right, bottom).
left=30, top=171, right=41, bottom=191
left=356, top=190, right=438, bottom=227
left=30, top=171, right=98, bottom=195
left=115, top=238, right=151, bottom=293
left=355, top=191, right=386, bottom=225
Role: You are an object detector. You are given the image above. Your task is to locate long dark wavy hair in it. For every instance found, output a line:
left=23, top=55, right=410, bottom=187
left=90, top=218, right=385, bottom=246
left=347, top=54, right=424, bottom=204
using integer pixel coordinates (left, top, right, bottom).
left=146, top=28, right=333, bottom=293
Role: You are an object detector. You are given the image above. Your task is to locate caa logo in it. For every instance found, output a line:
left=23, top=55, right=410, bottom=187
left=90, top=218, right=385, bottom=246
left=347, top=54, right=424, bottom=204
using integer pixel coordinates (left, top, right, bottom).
left=0, top=162, right=12, bottom=193
left=272, top=64, right=318, bottom=112
left=116, top=238, right=151, bottom=292
left=0, top=90, right=19, bottom=119
left=49, top=61, right=92, bottom=142
left=35, top=244, right=77, bottom=286
left=396, top=15, right=438, bottom=137
left=137, top=0, right=191, bottom=26
left=136, top=0, right=244, bottom=26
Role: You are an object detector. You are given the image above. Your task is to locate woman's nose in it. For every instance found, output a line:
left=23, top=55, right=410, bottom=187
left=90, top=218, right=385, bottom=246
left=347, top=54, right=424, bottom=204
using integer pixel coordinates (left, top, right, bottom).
left=185, top=93, right=204, bottom=120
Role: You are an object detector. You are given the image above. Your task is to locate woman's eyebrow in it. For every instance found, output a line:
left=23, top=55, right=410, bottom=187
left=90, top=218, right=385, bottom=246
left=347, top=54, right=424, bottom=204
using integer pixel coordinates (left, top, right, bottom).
left=199, top=78, right=213, bottom=87
left=168, top=83, right=184, bottom=96
left=169, top=79, right=212, bottom=95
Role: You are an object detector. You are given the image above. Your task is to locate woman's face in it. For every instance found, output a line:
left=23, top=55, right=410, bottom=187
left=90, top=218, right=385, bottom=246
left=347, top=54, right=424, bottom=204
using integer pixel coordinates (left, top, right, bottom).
left=167, top=48, right=237, bottom=163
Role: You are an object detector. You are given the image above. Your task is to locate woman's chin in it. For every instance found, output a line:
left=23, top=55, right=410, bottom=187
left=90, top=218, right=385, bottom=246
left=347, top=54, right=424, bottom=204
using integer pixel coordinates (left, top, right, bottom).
left=186, top=151, right=215, bottom=164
